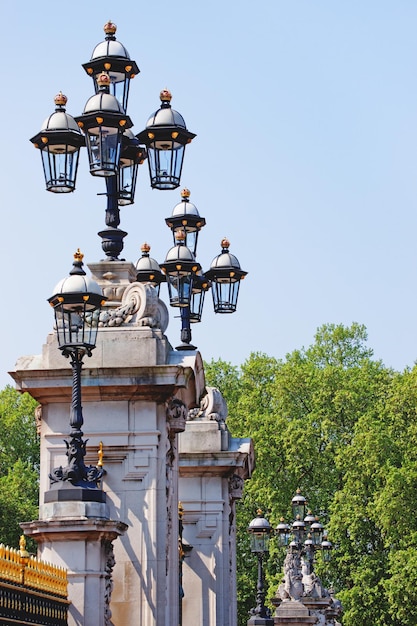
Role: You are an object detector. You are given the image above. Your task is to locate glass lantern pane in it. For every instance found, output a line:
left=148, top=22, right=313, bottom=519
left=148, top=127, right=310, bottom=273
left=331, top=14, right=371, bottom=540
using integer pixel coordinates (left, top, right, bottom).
left=86, top=128, right=121, bottom=176
left=211, top=280, right=240, bottom=313
left=42, top=148, right=79, bottom=193
left=148, top=144, right=185, bottom=190
left=250, top=533, right=269, bottom=553
left=190, top=288, right=205, bottom=323
left=167, top=274, right=193, bottom=307
left=54, top=305, right=99, bottom=352
left=118, top=161, right=138, bottom=205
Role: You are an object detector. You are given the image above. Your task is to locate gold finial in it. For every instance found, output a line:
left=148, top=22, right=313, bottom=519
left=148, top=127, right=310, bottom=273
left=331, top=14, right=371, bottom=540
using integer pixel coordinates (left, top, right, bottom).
left=97, top=441, right=104, bottom=468
left=74, top=249, right=84, bottom=262
left=178, top=502, right=184, bottom=518
left=104, top=21, right=117, bottom=35
left=54, top=92, right=67, bottom=107
left=175, top=230, right=186, bottom=243
left=256, top=508, right=263, bottom=516
left=19, top=536, right=29, bottom=557
left=181, top=188, right=191, bottom=199
left=141, top=242, right=151, bottom=254
left=221, top=237, right=230, bottom=249
left=97, top=72, right=111, bottom=88
left=160, top=88, right=172, bottom=103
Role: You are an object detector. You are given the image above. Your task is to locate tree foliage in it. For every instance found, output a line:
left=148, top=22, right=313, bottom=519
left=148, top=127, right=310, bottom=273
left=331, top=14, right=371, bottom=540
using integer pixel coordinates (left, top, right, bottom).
left=0, top=386, right=39, bottom=548
left=205, top=323, right=417, bottom=626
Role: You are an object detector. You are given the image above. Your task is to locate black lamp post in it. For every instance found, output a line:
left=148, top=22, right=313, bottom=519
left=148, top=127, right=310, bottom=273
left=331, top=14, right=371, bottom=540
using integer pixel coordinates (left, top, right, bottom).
left=47, top=250, right=107, bottom=488
left=31, top=22, right=248, bottom=351
left=247, top=511, right=274, bottom=626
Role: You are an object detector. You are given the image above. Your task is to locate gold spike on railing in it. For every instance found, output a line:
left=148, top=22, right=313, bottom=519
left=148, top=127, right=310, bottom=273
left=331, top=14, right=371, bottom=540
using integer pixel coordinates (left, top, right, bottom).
left=0, top=540, right=68, bottom=598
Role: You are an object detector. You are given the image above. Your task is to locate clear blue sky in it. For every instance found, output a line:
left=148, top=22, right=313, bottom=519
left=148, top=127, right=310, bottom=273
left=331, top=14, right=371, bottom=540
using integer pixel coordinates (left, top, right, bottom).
left=2, top=1, right=417, bottom=388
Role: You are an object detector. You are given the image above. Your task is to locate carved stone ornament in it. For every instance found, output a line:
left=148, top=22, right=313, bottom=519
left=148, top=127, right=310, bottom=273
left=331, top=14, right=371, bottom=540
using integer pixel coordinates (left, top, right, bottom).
left=229, top=474, right=244, bottom=500
left=187, top=386, right=228, bottom=423
left=98, top=282, right=169, bottom=332
left=166, top=398, right=188, bottom=433
left=103, top=540, right=116, bottom=626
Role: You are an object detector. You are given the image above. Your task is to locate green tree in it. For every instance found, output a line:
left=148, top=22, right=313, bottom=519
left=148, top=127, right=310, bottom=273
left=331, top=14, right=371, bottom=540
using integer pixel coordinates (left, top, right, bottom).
left=205, top=323, right=417, bottom=626
left=0, top=386, right=39, bottom=548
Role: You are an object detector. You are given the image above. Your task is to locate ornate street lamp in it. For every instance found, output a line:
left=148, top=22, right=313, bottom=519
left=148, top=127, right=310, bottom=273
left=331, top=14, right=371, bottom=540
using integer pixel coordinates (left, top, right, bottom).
left=205, top=238, right=248, bottom=313
left=277, top=490, right=332, bottom=575
left=247, top=511, right=274, bottom=626
left=30, top=92, right=84, bottom=193
left=47, top=250, right=106, bottom=489
left=136, top=89, right=196, bottom=190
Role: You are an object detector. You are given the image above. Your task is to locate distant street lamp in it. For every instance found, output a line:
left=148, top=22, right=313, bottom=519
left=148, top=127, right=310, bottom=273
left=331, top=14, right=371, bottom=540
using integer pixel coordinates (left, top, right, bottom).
left=247, top=511, right=274, bottom=626
left=275, top=489, right=332, bottom=577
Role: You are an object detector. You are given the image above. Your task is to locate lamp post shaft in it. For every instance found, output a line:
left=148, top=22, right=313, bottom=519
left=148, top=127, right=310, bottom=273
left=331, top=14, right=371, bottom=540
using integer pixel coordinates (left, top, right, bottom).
left=105, top=177, right=121, bottom=228
left=69, top=349, right=84, bottom=434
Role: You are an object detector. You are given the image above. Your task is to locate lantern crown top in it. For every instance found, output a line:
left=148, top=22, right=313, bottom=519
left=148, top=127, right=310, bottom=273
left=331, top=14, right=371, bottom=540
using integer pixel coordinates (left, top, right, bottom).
left=89, top=22, right=133, bottom=64
left=175, top=230, right=187, bottom=244
left=73, top=248, right=84, bottom=264
left=160, top=88, right=172, bottom=103
left=82, top=90, right=125, bottom=115
left=104, top=20, right=117, bottom=36
left=50, top=250, right=103, bottom=298
left=97, top=72, right=111, bottom=88
left=54, top=92, right=67, bottom=107
left=248, top=510, right=272, bottom=533
left=38, top=100, right=81, bottom=134
left=136, top=243, right=161, bottom=268
left=209, top=239, right=244, bottom=272
left=164, top=241, right=198, bottom=265
left=171, top=191, right=201, bottom=218
left=143, top=89, right=194, bottom=132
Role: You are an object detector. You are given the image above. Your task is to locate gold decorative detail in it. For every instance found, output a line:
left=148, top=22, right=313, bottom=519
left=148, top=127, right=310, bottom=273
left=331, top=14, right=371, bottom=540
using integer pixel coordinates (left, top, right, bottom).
left=104, top=21, right=117, bottom=35
left=74, top=248, right=84, bottom=262
left=97, top=441, right=104, bottom=468
left=160, top=88, right=172, bottom=103
left=54, top=91, right=67, bottom=107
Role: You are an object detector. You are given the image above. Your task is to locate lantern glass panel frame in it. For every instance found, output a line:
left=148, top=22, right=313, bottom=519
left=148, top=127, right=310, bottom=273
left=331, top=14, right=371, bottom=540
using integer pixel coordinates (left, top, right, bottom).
left=85, top=126, right=122, bottom=177
left=147, top=142, right=185, bottom=190
left=41, top=145, right=81, bottom=193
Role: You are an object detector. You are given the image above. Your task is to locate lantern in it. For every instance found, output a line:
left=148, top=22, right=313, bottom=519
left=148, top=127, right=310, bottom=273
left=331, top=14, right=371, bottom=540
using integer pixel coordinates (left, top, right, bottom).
left=136, top=89, right=196, bottom=190
left=165, top=188, right=206, bottom=255
left=82, top=21, right=139, bottom=111
left=160, top=234, right=201, bottom=307
left=48, top=249, right=106, bottom=355
left=135, top=243, right=165, bottom=295
left=30, top=93, right=84, bottom=193
left=205, top=238, right=247, bottom=313
left=75, top=73, right=132, bottom=177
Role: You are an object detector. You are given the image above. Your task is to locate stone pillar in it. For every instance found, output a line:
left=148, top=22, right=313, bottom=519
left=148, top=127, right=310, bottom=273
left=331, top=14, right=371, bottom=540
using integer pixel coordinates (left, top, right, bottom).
left=179, top=387, right=255, bottom=626
left=20, top=518, right=126, bottom=626
left=11, top=266, right=206, bottom=626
